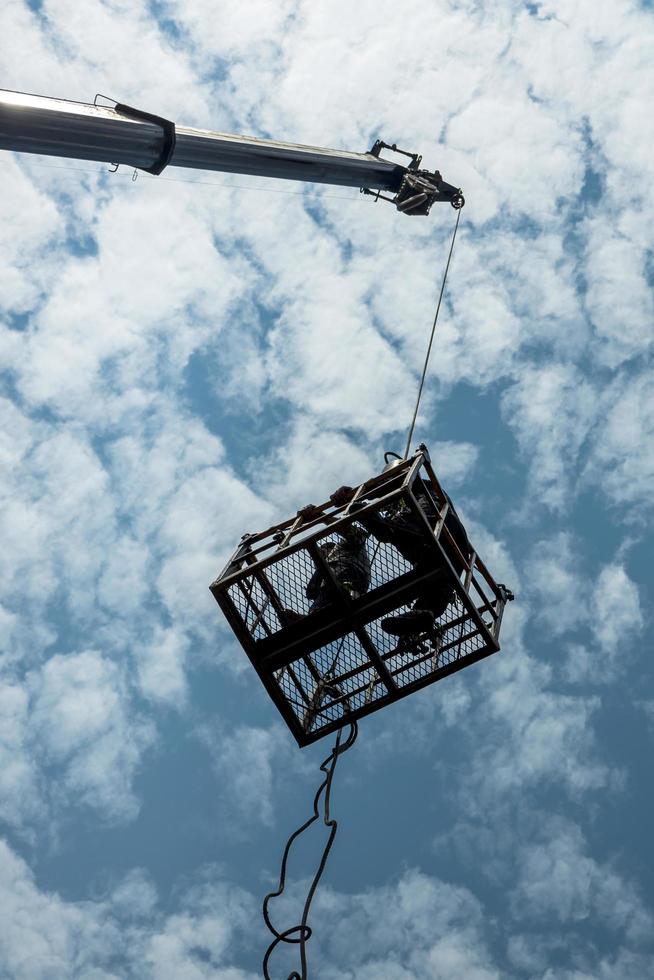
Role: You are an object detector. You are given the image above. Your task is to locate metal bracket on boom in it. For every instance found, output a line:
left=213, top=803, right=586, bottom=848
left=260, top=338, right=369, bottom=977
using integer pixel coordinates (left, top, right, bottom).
left=94, top=93, right=176, bottom=176
left=363, top=139, right=464, bottom=216
left=369, top=139, right=422, bottom=170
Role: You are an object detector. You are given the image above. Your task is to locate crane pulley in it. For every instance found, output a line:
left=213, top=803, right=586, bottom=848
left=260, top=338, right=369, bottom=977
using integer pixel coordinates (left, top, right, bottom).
left=0, top=88, right=463, bottom=216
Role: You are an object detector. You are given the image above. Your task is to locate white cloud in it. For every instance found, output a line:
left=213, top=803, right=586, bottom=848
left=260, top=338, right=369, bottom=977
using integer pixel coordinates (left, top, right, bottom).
left=251, top=416, right=375, bottom=517
left=0, top=835, right=650, bottom=980
left=10, top=184, right=252, bottom=421
left=511, top=819, right=653, bottom=944
left=430, top=440, right=479, bottom=485
left=638, top=699, right=654, bottom=737
left=0, top=0, right=214, bottom=125
left=28, top=650, right=154, bottom=822
left=313, top=868, right=501, bottom=980
left=0, top=158, right=63, bottom=315
left=197, top=719, right=309, bottom=830
left=448, top=87, right=585, bottom=224
left=590, top=562, right=644, bottom=660
left=501, top=364, right=598, bottom=512
left=97, top=533, right=151, bottom=615
left=0, top=422, right=116, bottom=619
left=217, top=193, right=421, bottom=437
left=585, top=371, right=654, bottom=516
left=0, top=839, right=257, bottom=979
left=136, top=627, right=189, bottom=706
left=160, top=0, right=297, bottom=61
left=156, top=450, right=276, bottom=628
left=512, top=0, right=654, bottom=208
left=460, top=611, right=613, bottom=812
left=541, top=951, right=654, bottom=980
left=456, top=516, right=519, bottom=593
left=0, top=681, right=41, bottom=831
left=583, top=220, right=654, bottom=367
left=525, top=533, right=587, bottom=636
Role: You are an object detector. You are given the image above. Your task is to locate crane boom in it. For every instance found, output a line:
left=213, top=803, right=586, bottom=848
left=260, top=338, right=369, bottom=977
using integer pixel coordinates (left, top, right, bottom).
left=0, top=89, right=463, bottom=216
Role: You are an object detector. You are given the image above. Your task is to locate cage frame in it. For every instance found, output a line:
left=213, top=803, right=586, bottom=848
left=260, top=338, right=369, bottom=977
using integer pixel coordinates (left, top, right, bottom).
left=210, top=446, right=511, bottom=746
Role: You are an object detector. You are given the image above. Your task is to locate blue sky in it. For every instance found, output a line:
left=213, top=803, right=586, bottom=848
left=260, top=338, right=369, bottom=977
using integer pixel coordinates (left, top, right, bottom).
left=1, top=0, right=653, bottom=977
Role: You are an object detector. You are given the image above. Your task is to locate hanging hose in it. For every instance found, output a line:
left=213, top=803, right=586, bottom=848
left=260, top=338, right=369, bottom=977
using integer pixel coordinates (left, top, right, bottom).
left=403, top=205, right=463, bottom=459
left=262, top=719, right=358, bottom=979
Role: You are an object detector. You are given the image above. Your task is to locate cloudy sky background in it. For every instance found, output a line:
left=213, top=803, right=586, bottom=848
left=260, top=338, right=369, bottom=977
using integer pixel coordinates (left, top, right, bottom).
left=1, top=0, right=653, bottom=976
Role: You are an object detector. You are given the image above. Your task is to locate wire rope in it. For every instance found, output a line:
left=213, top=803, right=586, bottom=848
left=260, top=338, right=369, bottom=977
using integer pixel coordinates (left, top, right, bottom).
left=403, top=205, right=462, bottom=459
left=0, top=159, right=362, bottom=202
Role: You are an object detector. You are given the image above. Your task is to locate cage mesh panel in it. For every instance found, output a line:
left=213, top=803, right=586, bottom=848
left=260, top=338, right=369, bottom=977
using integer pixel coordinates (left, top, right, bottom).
left=368, top=536, right=412, bottom=590
left=270, top=591, right=489, bottom=736
left=309, top=629, right=367, bottom=681
left=228, top=523, right=415, bottom=641
left=274, top=660, right=317, bottom=714
left=268, top=590, right=489, bottom=734
left=270, top=629, right=387, bottom=735
left=227, top=576, right=281, bottom=640
left=309, top=631, right=385, bottom=723
left=230, top=559, right=492, bottom=731
left=231, top=553, right=492, bottom=730
left=265, top=546, right=318, bottom=622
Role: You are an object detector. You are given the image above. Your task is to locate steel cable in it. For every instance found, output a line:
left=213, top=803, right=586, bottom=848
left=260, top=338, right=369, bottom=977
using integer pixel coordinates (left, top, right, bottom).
left=403, top=205, right=462, bottom=459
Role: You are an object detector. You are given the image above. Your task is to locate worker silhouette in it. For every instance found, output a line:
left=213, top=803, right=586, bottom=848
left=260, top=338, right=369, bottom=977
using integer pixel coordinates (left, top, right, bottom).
left=330, top=475, right=470, bottom=640
left=305, top=524, right=371, bottom=613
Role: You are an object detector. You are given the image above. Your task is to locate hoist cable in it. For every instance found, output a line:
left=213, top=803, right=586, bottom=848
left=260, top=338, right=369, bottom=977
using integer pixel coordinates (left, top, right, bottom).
left=403, top=205, right=462, bottom=459
left=262, top=719, right=358, bottom=980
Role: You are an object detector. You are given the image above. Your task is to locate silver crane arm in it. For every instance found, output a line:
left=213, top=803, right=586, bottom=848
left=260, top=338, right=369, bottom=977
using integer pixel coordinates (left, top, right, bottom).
left=0, top=89, right=463, bottom=216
